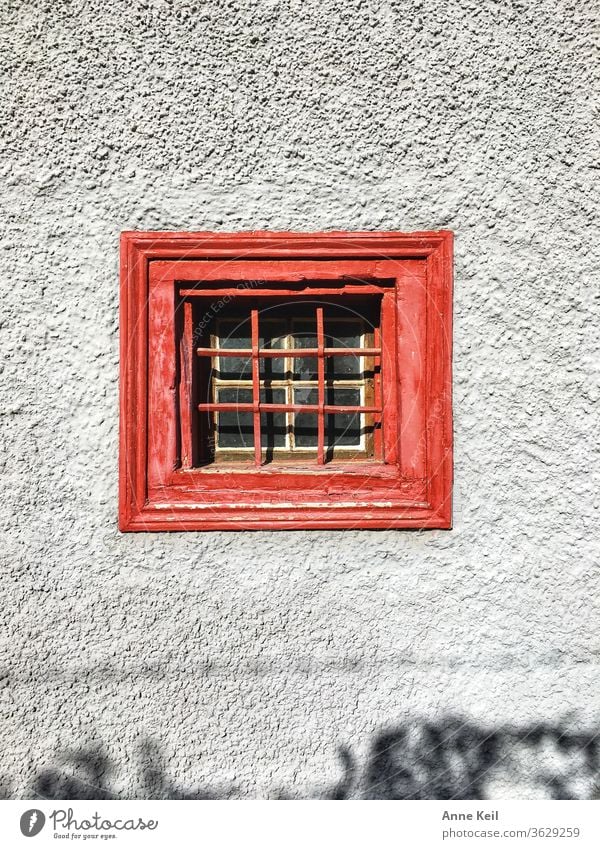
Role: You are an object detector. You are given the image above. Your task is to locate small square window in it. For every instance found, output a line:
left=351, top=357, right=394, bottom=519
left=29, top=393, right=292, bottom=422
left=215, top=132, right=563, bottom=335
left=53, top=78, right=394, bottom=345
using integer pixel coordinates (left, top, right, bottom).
left=195, top=303, right=378, bottom=464
left=120, top=231, right=452, bottom=530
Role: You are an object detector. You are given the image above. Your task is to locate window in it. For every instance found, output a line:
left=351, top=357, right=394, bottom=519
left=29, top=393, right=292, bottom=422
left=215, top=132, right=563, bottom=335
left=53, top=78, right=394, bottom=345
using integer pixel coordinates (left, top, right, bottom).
left=196, top=302, right=379, bottom=464
left=120, top=231, right=452, bottom=530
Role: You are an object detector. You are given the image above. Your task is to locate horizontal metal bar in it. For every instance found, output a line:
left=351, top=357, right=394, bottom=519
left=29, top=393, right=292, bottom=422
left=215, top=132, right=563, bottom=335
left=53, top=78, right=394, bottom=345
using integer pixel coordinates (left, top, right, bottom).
left=196, top=347, right=381, bottom=358
left=212, top=380, right=366, bottom=387
left=198, top=403, right=381, bottom=413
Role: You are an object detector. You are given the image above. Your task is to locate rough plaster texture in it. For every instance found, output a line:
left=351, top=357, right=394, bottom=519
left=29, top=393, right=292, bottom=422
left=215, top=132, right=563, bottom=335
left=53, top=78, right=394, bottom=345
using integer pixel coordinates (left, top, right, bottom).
left=1, top=0, right=599, bottom=799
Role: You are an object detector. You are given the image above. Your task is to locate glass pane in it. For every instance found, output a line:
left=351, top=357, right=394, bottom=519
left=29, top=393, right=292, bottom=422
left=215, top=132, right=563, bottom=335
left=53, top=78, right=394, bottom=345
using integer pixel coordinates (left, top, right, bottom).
left=326, top=320, right=363, bottom=379
left=260, top=320, right=286, bottom=379
left=325, top=387, right=361, bottom=447
left=327, top=321, right=362, bottom=349
left=215, top=388, right=287, bottom=449
left=219, top=319, right=251, bottom=349
left=294, top=387, right=318, bottom=406
left=216, top=387, right=253, bottom=447
left=261, top=320, right=287, bottom=350
left=325, top=352, right=362, bottom=380
left=293, top=387, right=318, bottom=447
left=217, top=318, right=287, bottom=380
left=217, top=319, right=251, bottom=380
left=259, top=387, right=287, bottom=448
left=218, top=356, right=252, bottom=380
left=292, top=320, right=317, bottom=380
left=258, top=316, right=287, bottom=380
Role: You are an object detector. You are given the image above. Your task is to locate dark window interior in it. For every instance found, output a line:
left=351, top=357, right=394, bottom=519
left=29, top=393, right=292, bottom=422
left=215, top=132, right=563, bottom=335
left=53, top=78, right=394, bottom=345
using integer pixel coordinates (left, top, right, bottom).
left=187, top=297, right=381, bottom=466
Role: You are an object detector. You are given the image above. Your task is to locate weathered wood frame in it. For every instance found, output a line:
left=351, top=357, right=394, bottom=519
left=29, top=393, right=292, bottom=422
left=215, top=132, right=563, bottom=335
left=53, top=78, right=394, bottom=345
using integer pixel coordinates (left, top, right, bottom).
left=119, top=230, right=453, bottom=531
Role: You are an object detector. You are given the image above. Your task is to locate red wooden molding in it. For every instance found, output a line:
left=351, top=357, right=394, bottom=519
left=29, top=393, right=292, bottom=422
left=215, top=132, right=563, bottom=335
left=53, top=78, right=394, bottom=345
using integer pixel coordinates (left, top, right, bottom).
left=119, top=230, right=453, bottom=531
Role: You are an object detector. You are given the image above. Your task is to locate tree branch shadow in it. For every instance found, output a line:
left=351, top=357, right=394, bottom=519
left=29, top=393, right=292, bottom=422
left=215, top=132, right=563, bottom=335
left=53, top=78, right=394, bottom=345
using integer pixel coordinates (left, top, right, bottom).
left=19, top=717, right=600, bottom=800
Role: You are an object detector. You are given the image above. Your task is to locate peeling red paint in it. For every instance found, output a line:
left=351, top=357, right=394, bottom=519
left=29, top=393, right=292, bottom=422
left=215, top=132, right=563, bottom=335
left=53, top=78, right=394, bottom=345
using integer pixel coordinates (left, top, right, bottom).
left=119, top=231, right=453, bottom=531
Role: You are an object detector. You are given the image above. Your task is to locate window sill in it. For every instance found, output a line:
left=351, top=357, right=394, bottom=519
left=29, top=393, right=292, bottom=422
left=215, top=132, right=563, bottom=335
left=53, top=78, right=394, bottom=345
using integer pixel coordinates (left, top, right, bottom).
left=172, top=461, right=397, bottom=477
left=153, top=466, right=429, bottom=509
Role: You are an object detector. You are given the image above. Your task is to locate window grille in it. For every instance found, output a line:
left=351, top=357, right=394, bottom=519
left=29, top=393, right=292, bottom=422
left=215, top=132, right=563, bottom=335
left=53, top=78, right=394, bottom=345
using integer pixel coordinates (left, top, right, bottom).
left=196, top=305, right=381, bottom=465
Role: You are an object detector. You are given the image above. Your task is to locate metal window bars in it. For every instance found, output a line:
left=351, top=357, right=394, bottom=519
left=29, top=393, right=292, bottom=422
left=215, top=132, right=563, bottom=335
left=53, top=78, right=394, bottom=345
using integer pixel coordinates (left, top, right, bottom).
left=196, top=307, right=382, bottom=466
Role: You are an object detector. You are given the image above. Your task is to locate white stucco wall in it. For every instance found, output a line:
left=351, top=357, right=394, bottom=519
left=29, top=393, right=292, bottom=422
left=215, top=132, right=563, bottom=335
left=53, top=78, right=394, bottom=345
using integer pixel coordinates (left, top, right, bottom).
left=1, top=0, right=599, bottom=799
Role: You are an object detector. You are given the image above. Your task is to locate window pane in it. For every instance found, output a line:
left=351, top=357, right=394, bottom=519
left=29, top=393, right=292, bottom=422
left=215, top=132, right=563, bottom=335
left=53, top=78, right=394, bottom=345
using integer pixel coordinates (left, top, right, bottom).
left=219, top=319, right=251, bottom=349
left=217, top=356, right=252, bottom=380
left=327, top=320, right=363, bottom=379
left=216, top=387, right=253, bottom=447
left=325, top=352, right=362, bottom=380
left=261, top=320, right=287, bottom=350
left=260, top=357, right=286, bottom=380
left=292, top=320, right=317, bottom=380
left=327, top=321, right=362, bottom=349
left=217, top=318, right=287, bottom=380
left=293, top=321, right=317, bottom=347
left=259, top=387, right=287, bottom=448
left=215, top=387, right=287, bottom=449
left=260, top=320, right=286, bottom=379
left=326, top=387, right=361, bottom=447
left=217, top=319, right=251, bottom=380
left=294, top=387, right=317, bottom=406
left=293, top=387, right=318, bottom=447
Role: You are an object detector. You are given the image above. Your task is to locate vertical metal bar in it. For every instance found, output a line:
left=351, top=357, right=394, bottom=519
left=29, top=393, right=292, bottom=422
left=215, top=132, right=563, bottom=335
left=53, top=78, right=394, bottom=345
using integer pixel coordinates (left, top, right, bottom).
left=381, top=291, right=398, bottom=465
left=286, top=320, right=294, bottom=451
left=251, top=309, right=262, bottom=466
left=316, top=306, right=325, bottom=465
left=178, top=299, right=194, bottom=469
left=373, top=322, right=382, bottom=460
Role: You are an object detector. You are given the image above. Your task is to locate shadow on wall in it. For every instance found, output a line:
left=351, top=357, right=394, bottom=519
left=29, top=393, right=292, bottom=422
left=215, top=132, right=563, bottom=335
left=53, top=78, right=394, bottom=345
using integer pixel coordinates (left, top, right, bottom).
left=9, top=718, right=600, bottom=800
left=361, top=718, right=600, bottom=800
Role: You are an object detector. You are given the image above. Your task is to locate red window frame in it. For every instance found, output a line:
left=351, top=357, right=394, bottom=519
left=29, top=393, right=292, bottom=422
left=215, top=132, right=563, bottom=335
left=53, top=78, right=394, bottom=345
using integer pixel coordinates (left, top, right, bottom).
left=119, top=230, right=453, bottom=531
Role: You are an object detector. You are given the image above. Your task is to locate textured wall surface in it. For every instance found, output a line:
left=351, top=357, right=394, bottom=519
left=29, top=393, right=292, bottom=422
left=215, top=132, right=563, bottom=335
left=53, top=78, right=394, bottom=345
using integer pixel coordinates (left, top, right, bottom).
left=1, top=0, right=599, bottom=799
